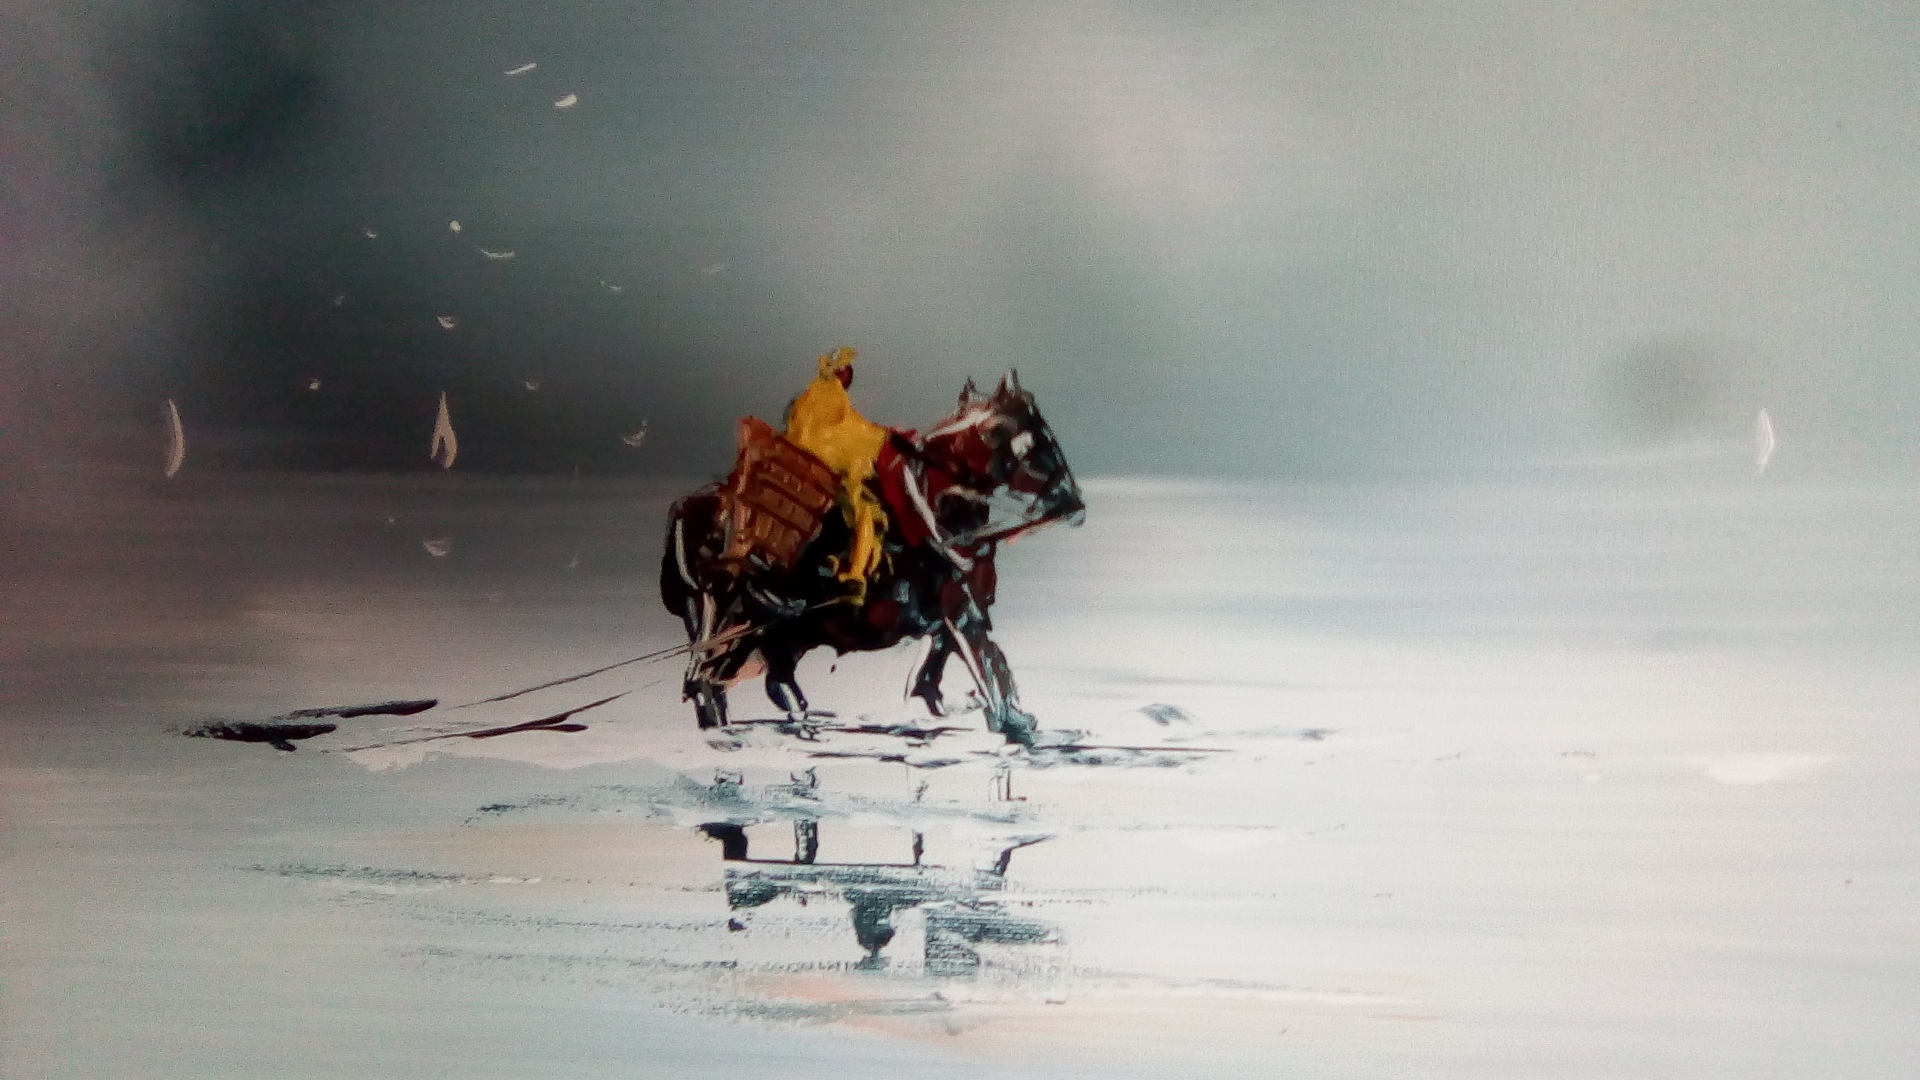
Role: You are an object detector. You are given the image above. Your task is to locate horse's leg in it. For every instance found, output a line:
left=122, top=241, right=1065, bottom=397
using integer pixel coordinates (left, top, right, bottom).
left=691, top=679, right=730, bottom=730
left=682, top=591, right=730, bottom=730
left=762, top=637, right=811, bottom=720
left=667, top=505, right=736, bottom=731
left=907, top=630, right=957, bottom=717
left=942, top=617, right=1036, bottom=746
left=973, top=635, right=1036, bottom=745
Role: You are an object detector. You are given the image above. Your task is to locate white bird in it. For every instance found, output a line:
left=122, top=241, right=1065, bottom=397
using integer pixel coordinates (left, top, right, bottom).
left=362, top=226, right=378, bottom=239
left=422, top=538, right=452, bottom=557
left=448, top=220, right=462, bottom=233
left=1754, top=408, right=1777, bottom=474
left=437, top=315, right=457, bottom=330
left=163, top=399, right=185, bottom=478
left=478, top=248, right=516, bottom=260
left=620, top=420, right=648, bottom=448
left=524, top=379, right=540, bottom=391
left=599, top=279, right=624, bottom=294
left=553, top=93, right=578, bottom=109
left=430, top=391, right=458, bottom=469
left=505, top=62, right=537, bottom=76
left=308, top=378, right=321, bottom=391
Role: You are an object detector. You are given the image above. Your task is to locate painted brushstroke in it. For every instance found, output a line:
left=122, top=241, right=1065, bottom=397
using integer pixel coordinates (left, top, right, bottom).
left=1754, top=407, right=1776, bottom=473
left=183, top=720, right=336, bottom=751
left=717, top=845, right=1056, bottom=969
left=180, top=699, right=435, bottom=751
left=472, top=770, right=1034, bottom=829
left=332, top=693, right=624, bottom=752
left=251, top=864, right=539, bottom=889
left=429, top=391, right=457, bottom=468
left=163, top=399, right=185, bottom=477
left=1139, top=702, right=1192, bottom=725
left=278, top=698, right=438, bottom=720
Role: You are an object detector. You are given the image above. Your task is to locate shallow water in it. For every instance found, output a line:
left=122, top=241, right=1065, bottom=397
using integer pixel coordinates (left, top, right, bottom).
left=5, top=472, right=1917, bottom=1079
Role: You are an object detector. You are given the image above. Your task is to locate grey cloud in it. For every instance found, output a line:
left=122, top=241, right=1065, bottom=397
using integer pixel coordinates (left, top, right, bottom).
left=6, top=0, right=1917, bottom=485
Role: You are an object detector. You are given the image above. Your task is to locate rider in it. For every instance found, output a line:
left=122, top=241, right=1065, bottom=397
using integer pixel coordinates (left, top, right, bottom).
left=783, top=346, right=889, bottom=604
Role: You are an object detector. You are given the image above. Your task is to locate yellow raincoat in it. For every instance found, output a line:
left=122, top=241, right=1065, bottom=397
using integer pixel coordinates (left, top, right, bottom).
left=783, top=347, right=889, bottom=600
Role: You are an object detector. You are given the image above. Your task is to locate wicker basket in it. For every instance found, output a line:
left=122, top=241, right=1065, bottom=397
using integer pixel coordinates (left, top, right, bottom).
left=718, top=417, right=840, bottom=574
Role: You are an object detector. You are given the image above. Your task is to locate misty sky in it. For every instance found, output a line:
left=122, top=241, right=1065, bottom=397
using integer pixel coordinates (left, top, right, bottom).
left=5, top=0, right=1919, bottom=481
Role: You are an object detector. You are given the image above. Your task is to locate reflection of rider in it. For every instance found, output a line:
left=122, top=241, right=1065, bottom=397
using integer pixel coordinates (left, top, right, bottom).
left=783, top=347, right=889, bottom=604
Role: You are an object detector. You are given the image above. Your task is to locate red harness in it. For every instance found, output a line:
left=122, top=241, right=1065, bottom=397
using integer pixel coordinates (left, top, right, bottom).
left=875, top=431, right=1001, bottom=614
left=876, top=435, right=936, bottom=548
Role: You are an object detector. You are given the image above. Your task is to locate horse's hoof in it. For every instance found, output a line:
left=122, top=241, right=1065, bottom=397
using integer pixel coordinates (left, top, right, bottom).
left=998, top=710, right=1038, bottom=747
left=693, top=686, right=729, bottom=730
left=981, top=704, right=1037, bottom=746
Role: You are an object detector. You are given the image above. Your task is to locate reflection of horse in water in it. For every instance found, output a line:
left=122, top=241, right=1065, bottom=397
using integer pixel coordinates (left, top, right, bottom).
left=700, top=812, right=1054, bottom=973
left=662, top=373, right=1085, bottom=745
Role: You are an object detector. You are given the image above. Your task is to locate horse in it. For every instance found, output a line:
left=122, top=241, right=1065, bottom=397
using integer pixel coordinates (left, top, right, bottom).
left=660, top=371, right=1084, bottom=745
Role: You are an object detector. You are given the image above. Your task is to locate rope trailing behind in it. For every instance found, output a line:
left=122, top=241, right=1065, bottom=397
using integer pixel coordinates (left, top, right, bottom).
left=453, top=601, right=834, bottom=709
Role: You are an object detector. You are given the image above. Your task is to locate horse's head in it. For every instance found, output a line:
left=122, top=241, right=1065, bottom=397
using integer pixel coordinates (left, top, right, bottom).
left=952, top=370, right=1086, bottom=536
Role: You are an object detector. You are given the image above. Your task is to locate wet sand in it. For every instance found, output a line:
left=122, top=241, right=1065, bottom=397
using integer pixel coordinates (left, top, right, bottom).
left=5, top=472, right=1917, bottom=1079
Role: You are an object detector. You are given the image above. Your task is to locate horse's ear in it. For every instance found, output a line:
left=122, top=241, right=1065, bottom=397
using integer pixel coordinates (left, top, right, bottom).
left=995, top=372, right=1013, bottom=399
left=1009, top=369, right=1022, bottom=394
left=958, top=377, right=978, bottom=408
